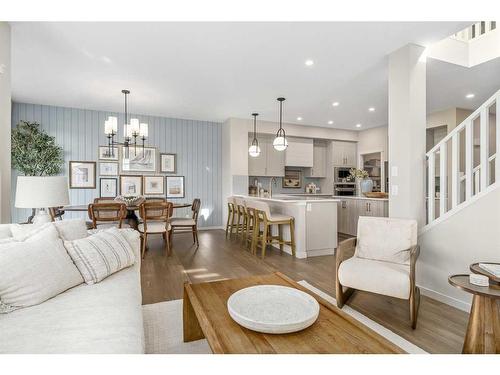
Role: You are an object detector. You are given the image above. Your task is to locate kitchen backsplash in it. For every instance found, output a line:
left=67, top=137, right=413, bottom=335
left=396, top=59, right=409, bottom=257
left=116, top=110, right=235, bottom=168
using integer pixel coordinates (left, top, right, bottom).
left=249, top=168, right=322, bottom=194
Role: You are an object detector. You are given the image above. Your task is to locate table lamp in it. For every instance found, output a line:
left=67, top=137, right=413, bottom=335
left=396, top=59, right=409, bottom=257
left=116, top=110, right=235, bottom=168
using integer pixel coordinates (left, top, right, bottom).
left=15, top=176, right=70, bottom=224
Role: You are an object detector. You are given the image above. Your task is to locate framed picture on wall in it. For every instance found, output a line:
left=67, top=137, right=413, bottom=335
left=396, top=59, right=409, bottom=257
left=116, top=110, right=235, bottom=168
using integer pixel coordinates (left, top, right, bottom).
left=99, top=162, right=118, bottom=176
left=160, top=153, right=176, bottom=173
left=143, top=176, right=165, bottom=195
left=282, top=170, right=302, bottom=188
left=166, top=176, right=185, bottom=198
left=69, top=161, right=96, bottom=189
left=121, top=147, right=156, bottom=173
left=100, top=178, right=117, bottom=198
left=98, top=146, right=119, bottom=161
left=119, top=175, right=143, bottom=196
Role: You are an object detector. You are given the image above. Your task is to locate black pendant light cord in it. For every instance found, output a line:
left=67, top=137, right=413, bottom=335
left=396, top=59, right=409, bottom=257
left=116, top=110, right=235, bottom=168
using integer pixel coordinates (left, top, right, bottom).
left=252, top=113, right=259, bottom=145
left=277, top=97, right=286, bottom=138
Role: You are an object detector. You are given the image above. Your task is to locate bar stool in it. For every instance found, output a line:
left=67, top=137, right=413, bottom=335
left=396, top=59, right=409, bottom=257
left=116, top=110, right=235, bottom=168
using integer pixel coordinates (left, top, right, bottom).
left=225, top=196, right=236, bottom=237
left=248, top=200, right=296, bottom=259
left=233, top=196, right=249, bottom=240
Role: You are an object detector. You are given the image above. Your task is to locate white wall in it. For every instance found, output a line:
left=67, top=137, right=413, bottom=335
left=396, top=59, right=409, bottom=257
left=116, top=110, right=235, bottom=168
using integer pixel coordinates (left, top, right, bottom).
left=418, top=185, right=500, bottom=311
left=0, top=22, right=11, bottom=224
left=357, top=125, right=388, bottom=160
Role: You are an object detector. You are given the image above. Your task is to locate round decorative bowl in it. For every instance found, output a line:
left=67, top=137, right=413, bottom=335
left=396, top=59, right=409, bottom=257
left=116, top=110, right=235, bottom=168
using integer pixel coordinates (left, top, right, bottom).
left=115, top=195, right=145, bottom=207
left=227, top=285, right=320, bottom=334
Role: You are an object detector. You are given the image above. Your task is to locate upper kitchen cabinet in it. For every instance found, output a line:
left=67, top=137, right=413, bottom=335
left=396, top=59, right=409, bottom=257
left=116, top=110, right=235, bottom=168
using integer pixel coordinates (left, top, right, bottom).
left=248, top=135, right=285, bottom=177
left=285, top=137, right=313, bottom=167
left=305, top=140, right=327, bottom=178
left=330, top=140, right=357, bottom=167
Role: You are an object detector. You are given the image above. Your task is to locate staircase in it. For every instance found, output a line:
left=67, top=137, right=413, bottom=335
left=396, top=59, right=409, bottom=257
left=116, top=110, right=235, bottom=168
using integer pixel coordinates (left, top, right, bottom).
left=424, top=89, right=499, bottom=231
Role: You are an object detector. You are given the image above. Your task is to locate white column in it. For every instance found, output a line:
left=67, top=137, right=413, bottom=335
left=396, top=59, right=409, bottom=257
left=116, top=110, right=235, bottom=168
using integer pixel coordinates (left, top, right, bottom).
left=388, top=44, right=427, bottom=228
left=0, top=22, right=11, bottom=224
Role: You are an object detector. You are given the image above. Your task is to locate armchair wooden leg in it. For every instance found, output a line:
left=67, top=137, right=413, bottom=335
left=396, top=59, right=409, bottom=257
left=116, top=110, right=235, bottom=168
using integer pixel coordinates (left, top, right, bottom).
left=141, top=233, right=147, bottom=259
left=335, top=279, right=354, bottom=309
left=410, top=286, right=420, bottom=329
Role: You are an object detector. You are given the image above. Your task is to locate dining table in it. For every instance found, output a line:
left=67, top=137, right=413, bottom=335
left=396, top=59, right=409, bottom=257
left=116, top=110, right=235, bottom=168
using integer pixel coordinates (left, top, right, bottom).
left=63, top=202, right=192, bottom=229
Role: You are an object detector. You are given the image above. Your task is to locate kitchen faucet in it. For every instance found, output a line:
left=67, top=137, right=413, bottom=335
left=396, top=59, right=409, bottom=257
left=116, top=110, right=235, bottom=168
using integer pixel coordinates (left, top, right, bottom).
left=269, top=177, right=277, bottom=197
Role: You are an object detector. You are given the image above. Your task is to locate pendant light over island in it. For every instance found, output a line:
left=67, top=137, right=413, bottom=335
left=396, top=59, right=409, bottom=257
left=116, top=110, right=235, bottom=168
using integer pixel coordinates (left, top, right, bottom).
left=248, top=113, right=261, bottom=157
left=273, top=97, right=288, bottom=151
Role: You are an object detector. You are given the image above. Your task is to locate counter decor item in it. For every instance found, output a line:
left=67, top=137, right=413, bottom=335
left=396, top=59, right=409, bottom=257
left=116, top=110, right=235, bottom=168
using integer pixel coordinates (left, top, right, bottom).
left=283, top=170, right=301, bottom=188
left=347, top=168, right=373, bottom=193
left=363, top=192, right=388, bottom=199
left=226, top=285, right=320, bottom=334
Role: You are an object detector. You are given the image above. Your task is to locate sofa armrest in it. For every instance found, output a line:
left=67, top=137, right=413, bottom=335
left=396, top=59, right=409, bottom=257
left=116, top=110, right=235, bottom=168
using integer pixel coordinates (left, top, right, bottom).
left=335, top=237, right=357, bottom=272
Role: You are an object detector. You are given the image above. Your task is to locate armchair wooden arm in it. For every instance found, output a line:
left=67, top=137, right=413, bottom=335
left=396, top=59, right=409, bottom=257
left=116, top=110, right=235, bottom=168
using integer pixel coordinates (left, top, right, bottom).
left=335, top=237, right=357, bottom=309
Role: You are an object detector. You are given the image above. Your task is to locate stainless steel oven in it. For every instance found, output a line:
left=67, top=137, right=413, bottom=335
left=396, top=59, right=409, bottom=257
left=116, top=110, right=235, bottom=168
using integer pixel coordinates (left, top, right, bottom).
left=334, top=167, right=352, bottom=183
left=333, top=183, right=356, bottom=196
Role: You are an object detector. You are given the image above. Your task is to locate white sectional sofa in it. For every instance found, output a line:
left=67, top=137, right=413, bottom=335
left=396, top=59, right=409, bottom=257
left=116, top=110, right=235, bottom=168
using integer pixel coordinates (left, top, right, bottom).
left=0, top=225, right=145, bottom=354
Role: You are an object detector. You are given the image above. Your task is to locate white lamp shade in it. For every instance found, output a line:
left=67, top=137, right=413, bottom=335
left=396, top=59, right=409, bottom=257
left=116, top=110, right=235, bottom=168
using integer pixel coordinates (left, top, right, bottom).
left=108, top=116, right=118, bottom=133
left=139, top=123, right=148, bottom=137
left=130, top=118, right=140, bottom=134
left=15, top=176, right=70, bottom=208
left=273, top=136, right=288, bottom=151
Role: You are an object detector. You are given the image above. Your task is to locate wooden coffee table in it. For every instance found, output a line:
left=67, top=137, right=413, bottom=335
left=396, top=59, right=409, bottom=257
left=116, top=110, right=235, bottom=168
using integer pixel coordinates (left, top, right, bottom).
left=183, top=272, right=405, bottom=354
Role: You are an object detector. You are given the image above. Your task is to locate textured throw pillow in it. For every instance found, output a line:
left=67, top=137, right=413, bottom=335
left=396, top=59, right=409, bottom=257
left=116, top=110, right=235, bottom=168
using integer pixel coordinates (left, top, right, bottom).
left=0, top=238, right=84, bottom=313
left=64, top=227, right=136, bottom=284
left=53, top=218, right=88, bottom=241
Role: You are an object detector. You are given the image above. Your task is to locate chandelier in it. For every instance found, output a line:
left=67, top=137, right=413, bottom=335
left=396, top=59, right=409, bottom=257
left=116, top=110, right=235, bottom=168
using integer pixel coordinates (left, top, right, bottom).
left=104, top=89, right=148, bottom=158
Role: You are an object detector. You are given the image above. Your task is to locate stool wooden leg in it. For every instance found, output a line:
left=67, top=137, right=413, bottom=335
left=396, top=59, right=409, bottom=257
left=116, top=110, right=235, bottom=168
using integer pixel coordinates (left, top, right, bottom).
left=230, top=210, right=237, bottom=237
left=289, top=218, right=296, bottom=257
left=261, top=223, right=268, bottom=259
left=278, top=224, right=284, bottom=254
left=245, top=215, right=252, bottom=248
left=225, top=209, right=232, bottom=237
left=251, top=217, right=259, bottom=255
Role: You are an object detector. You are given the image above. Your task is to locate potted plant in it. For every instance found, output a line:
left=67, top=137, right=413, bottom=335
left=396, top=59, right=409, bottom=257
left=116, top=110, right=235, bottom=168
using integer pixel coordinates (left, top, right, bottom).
left=347, top=168, right=373, bottom=194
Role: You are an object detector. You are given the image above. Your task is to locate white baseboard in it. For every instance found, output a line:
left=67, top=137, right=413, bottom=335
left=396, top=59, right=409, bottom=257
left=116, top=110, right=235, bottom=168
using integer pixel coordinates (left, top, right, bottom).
left=418, top=285, right=471, bottom=313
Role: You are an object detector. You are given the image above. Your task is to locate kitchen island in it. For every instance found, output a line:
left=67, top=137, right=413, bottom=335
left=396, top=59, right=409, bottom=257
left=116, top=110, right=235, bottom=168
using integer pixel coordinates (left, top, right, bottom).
left=240, top=195, right=340, bottom=259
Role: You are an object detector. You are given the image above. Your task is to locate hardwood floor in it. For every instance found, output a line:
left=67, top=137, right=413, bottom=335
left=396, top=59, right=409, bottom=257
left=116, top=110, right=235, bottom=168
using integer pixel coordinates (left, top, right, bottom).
left=140, top=229, right=469, bottom=354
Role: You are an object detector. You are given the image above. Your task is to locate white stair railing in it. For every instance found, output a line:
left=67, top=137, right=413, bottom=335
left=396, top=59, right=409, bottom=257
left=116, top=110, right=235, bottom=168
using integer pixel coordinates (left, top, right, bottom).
left=426, top=89, right=499, bottom=226
left=451, top=21, right=497, bottom=42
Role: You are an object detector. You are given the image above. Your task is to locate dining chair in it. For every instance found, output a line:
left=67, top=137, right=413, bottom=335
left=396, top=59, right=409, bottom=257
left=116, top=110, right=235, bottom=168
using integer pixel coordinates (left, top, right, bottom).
left=48, top=207, right=65, bottom=221
left=87, top=202, right=128, bottom=229
left=169, top=198, right=201, bottom=248
left=138, top=201, right=173, bottom=258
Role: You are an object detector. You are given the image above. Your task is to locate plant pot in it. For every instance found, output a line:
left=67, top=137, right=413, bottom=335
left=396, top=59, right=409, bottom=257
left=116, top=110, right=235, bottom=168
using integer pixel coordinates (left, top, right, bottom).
left=360, top=178, right=374, bottom=194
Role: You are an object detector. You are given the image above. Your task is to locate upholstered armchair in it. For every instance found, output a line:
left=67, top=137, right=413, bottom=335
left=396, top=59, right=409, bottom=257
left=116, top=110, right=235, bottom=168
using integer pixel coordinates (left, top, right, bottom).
left=335, top=216, right=420, bottom=329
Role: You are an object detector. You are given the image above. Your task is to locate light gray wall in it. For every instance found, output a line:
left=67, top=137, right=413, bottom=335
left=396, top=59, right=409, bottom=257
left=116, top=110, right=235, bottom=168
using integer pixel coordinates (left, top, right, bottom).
left=0, top=22, right=11, bottom=223
left=11, top=102, right=222, bottom=227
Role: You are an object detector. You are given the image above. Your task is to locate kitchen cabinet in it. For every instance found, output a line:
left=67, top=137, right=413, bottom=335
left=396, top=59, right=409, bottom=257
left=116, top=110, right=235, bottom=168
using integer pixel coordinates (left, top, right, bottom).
left=331, top=141, right=357, bottom=167
left=305, top=140, right=327, bottom=178
left=248, top=135, right=285, bottom=177
left=337, top=198, right=388, bottom=236
left=285, top=138, right=313, bottom=167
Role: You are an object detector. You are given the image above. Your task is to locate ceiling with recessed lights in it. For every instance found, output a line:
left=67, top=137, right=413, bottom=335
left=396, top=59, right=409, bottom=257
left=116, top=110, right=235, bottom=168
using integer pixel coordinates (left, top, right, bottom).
left=11, top=21, right=499, bottom=130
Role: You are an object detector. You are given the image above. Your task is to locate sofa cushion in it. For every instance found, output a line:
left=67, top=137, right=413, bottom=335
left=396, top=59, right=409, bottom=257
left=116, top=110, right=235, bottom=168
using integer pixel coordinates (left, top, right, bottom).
left=355, top=216, right=417, bottom=265
left=338, top=257, right=411, bottom=299
left=64, top=227, right=136, bottom=285
left=0, top=224, right=12, bottom=239
left=0, top=225, right=84, bottom=313
left=53, top=218, right=89, bottom=241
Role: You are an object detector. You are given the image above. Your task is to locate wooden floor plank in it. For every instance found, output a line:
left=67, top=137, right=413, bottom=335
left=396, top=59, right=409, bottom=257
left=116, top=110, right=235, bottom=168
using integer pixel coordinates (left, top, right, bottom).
left=140, top=229, right=468, bottom=353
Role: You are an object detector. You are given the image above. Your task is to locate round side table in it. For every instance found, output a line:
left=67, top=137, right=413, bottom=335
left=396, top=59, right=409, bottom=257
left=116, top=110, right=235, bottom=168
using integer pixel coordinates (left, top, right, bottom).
left=448, top=274, right=500, bottom=354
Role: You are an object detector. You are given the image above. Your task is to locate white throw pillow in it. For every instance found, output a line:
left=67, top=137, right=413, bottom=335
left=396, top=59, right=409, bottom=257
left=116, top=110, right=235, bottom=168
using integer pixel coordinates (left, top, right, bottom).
left=64, top=227, right=136, bottom=285
left=355, top=216, right=417, bottom=265
left=53, top=218, right=88, bottom=241
left=0, top=224, right=12, bottom=239
left=9, top=223, right=46, bottom=241
left=0, top=238, right=84, bottom=313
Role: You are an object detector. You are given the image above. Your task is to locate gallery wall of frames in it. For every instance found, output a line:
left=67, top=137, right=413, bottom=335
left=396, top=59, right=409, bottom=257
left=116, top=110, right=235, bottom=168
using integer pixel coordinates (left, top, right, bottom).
left=11, top=102, right=222, bottom=227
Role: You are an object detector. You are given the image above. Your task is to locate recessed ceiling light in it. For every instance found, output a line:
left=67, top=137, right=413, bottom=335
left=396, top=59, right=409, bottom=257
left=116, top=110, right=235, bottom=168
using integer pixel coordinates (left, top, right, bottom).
left=332, top=102, right=339, bottom=107
left=297, top=117, right=303, bottom=121
left=465, top=93, right=475, bottom=99
left=305, top=59, right=314, bottom=66
left=355, top=123, right=362, bottom=128
left=368, top=107, right=375, bottom=112
left=328, top=120, right=334, bottom=125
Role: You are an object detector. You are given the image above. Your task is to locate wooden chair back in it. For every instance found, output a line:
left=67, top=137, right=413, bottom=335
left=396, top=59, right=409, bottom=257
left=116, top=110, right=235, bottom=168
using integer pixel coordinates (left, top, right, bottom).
left=48, top=207, right=65, bottom=221
left=139, top=201, right=173, bottom=225
left=88, top=202, right=127, bottom=229
left=191, top=198, right=201, bottom=222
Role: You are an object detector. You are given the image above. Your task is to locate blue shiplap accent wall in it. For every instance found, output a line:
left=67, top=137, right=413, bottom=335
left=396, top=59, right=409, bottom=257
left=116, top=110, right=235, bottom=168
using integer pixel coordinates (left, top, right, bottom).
left=11, top=102, right=222, bottom=227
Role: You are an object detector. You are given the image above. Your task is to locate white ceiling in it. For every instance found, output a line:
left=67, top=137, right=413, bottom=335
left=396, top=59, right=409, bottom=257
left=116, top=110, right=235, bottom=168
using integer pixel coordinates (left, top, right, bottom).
left=11, top=21, right=497, bottom=130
